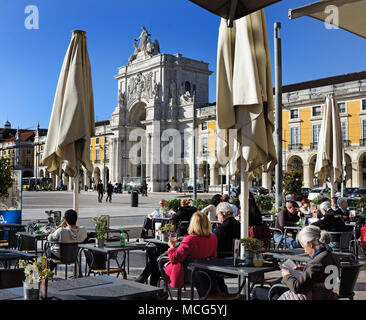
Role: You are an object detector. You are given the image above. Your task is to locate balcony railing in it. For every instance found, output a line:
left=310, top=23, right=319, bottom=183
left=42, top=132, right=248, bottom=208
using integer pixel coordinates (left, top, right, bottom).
left=288, top=143, right=302, bottom=150
left=360, top=139, right=366, bottom=146
left=309, top=142, right=318, bottom=150
left=343, top=140, right=350, bottom=147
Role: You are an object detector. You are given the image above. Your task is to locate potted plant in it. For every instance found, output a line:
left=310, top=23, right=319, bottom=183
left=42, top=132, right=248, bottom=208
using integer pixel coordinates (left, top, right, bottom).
left=18, top=256, right=54, bottom=300
left=240, top=237, right=264, bottom=266
left=92, top=216, right=107, bottom=247
left=158, top=223, right=174, bottom=242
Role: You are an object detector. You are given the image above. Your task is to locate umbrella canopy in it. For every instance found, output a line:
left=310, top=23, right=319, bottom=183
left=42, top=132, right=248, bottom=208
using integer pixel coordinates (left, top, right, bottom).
left=42, top=30, right=95, bottom=211
left=314, top=93, right=344, bottom=197
left=215, top=10, right=277, bottom=242
left=289, top=0, right=366, bottom=39
left=189, top=0, right=281, bottom=24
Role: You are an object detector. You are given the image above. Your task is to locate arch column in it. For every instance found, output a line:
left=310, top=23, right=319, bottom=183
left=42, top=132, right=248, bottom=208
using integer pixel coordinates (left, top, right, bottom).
left=303, top=163, right=311, bottom=188
left=352, top=161, right=360, bottom=188
left=261, top=171, right=271, bottom=190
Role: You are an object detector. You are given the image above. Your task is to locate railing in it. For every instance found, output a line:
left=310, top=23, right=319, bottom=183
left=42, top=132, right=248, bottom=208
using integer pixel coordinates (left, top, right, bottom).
left=288, top=143, right=302, bottom=150
left=309, top=142, right=318, bottom=150
left=343, top=140, right=350, bottom=147
left=360, top=139, right=366, bottom=146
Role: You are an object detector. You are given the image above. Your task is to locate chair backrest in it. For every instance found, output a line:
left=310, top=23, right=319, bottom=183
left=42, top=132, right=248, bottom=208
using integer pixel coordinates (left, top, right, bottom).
left=177, top=221, right=190, bottom=236
left=17, top=234, right=36, bottom=251
left=83, top=249, right=107, bottom=270
left=0, top=268, right=25, bottom=289
left=339, top=263, right=363, bottom=298
left=328, top=232, right=353, bottom=251
left=58, top=243, right=81, bottom=264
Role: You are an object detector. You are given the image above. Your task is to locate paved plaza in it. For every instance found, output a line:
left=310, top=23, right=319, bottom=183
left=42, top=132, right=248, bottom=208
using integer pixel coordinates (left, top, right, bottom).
left=18, top=190, right=366, bottom=300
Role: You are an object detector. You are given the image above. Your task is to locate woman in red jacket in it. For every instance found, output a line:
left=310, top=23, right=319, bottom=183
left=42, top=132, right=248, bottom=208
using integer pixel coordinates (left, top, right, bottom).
left=164, top=211, right=217, bottom=289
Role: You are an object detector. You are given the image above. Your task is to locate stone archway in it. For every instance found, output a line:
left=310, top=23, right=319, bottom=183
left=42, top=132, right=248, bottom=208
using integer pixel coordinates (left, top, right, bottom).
left=93, top=167, right=101, bottom=187
left=287, top=155, right=304, bottom=172
left=359, top=153, right=366, bottom=188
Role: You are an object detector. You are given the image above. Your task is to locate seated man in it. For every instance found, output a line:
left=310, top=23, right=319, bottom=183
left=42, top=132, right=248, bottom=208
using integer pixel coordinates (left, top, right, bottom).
left=140, top=199, right=169, bottom=238
left=274, top=201, right=301, bottom=249
left=334, top=197, right=350, bottom=222
left=214, top=202, right=240, bottom=294
left=46, top=209, right=87, bottom=270
left=311, top=201, right=352, bottom=247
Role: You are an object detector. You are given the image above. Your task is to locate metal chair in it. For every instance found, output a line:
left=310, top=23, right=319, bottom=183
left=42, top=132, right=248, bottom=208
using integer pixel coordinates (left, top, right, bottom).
left=17, top=233, right=44, bottom=255
left=44, top=242, right=81, bottom=279
left=0, top=268, right=25, bottom=289
left=176, top=221, right=190, bottom=236
left=157, top=254, right=213, bottom=300
left=337, top=262, right=363, bottom=300
left=269, top=227, right=284, bottom=250
left=328, top=231, right=354, bottom=257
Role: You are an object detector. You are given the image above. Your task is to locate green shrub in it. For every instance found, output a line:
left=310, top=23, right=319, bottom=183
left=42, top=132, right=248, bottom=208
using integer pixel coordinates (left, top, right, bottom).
left=282, top=170, right=303, bottom=196
left=229, top=198, right=240, bottom=208
left=311, top=194, right=328, bottom=206
left=192, top=198, right=210, bottom=211
left=254, top=194, right=275, bottom=212
left=166, top=199, right=181, bottom=211
left=0, top=158, right=14, bottom=199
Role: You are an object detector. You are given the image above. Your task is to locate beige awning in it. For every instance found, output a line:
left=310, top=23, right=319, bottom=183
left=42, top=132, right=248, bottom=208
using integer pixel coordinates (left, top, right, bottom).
left=216, top=9, right=277, bottom=175
left=289, top=0, right=366, bottom=39
left=314, top=93, right=344, bottom=196
left=42, top=30, right=95, bottom=178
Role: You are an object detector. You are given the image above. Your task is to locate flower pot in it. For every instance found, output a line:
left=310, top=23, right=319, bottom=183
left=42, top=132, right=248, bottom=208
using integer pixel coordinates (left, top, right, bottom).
left=23, top=281, right=40, bottom=300
left=244, top=250, right=254, bottom=266
left=161, top=232, right=168, bottom=242
left=40, top=278, right=48, bottom=299
left=95, top=238, right=105, bottom=248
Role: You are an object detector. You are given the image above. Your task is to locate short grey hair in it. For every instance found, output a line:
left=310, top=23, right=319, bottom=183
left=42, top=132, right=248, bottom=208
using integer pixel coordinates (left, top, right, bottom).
left=286, top=202, right=294, bottom=208
left=337, top=197, right=346, bottom=207
left=216, top=202, right=234, bottom=217
left=297, top=225, right=331, bottom=250
left=319, top=201, right=331, bottom=212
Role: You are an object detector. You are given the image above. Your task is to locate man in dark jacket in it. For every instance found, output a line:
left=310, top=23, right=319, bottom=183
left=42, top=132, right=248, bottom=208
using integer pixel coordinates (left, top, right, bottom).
left=171, top=199, right=197, bottom=236
left=274, top=201, right=301, bottom=249
left=106, top=181, right=114, bottom=203
left=97, top=180, right=104, bottom=203
left=311, top=201, right=352, bottom=247
left=334, top=197, right=350, bottom=222
left=213, top=202, right=240, bottom=294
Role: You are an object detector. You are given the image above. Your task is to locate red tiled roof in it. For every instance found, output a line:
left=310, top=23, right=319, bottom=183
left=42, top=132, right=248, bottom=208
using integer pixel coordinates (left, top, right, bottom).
left=1, top=130, right=35, bottom=143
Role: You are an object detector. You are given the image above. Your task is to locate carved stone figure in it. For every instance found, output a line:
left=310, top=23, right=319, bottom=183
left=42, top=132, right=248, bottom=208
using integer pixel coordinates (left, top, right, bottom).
left=135, top=26, right=151, bottom=52
left=128, top=42, right=140, bottom=64
left=180, top=90, right=193, bottom=104
left=118, top=90, right=125, bottom=107
left=152, top=40, right=160, bottom=55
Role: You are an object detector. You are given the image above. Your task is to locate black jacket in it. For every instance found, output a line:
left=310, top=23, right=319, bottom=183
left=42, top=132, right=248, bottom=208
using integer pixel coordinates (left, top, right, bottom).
left=171, top=205, right=197, bottom=236
left=312, top=209, right=351, bottom=232
left=214, top=217, right=240, bottom=257
left=334, top=208, right=350, bottom=222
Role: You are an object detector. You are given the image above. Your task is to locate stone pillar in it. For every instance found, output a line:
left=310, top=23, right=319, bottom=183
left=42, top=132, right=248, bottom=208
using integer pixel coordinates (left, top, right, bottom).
left=150, top=121, right=161, bottom=191
left=352, top=161, right=360, bottom=188
left=261, top=171, right=271, bottom=190
left=68, top=176, right=73, bottom=191
left=55, top=175, right=60, bottom=189
left=210, top=165, right=217, bottom=187
left=110, top=137, right=116, bottom=183
left=303, top=163, right=311, bottom=188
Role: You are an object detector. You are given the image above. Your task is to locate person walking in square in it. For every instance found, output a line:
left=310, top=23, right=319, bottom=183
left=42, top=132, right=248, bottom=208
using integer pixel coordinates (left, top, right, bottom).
left=106, top=181, right=113, bottom=203
left=97, top=180, right=104, bottom=203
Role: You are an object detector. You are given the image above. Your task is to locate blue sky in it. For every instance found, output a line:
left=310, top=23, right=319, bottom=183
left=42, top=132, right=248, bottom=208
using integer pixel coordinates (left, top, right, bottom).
left=1, top=0, right=366, bottom=130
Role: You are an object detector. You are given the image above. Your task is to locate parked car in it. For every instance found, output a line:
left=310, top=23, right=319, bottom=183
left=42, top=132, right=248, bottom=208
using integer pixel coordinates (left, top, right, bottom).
left=301, top=188, right=311, bottom=198
left=308, top=188, right=330, bottom=201
left=350, top=188, right=366, bottom=198
left=249, top=186, right=269, bottom=195
left=335, top=187, right=359, bottom=198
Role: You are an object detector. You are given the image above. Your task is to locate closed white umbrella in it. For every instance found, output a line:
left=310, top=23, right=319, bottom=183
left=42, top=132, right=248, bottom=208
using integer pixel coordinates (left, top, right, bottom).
left=289, top=0, right=366, bottom=39
left=314, top=93, right=344, bottom=197
left=216, top=9, right=277, bottom=253
left=42, top=30, right=95, bottom=214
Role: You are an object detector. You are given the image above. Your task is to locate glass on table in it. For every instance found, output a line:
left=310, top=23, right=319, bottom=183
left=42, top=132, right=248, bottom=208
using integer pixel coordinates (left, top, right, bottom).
left=169, top=232, right=177, bottom=243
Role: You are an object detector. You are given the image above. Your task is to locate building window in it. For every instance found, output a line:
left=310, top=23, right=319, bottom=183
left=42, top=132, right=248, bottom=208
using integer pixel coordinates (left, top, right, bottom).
left=96, top=138, right=99, bottom=145
left=95, top=149, right=100, bottom=163
left=312, top=124, right=321, bottom=147
left=341, top=121, right=348, bottom=142
left=185, top=81, right=191, bottom=94
left=201, top=122, right=208, bottom=130
left=201, top=136, right=208, bottom=155
left=312, top=106, right=321, bottom=117
left=338, top=102, right=346, bottom=113
left=290, top=109, right=299, bottom=119
left=362, top=99, right=366, bottom=111
left=290, top=127, right=300, bottom=146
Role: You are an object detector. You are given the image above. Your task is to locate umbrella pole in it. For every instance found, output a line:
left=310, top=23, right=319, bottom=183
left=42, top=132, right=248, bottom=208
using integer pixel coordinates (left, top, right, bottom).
left=73, top=163, right=79, bottom=215
left=330, top=168, right=334, bottom=198
left=240, top=166, right=249, bottom=260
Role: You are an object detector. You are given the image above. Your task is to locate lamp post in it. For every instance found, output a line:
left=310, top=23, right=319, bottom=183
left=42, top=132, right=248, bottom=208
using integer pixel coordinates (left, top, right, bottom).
left=192, top=92, right=197, bottom=200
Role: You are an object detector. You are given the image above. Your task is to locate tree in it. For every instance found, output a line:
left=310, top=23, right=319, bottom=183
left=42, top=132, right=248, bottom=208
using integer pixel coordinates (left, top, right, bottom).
left=282, top=170, right=303, bottom=196
left=0, top=158, right=14, bottom=199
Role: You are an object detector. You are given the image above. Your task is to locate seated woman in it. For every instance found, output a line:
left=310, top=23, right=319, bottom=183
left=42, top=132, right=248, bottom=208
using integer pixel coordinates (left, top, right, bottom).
left=252, top=225, right=340, bottom=300
left=164, top=211, right=217, bottom=294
